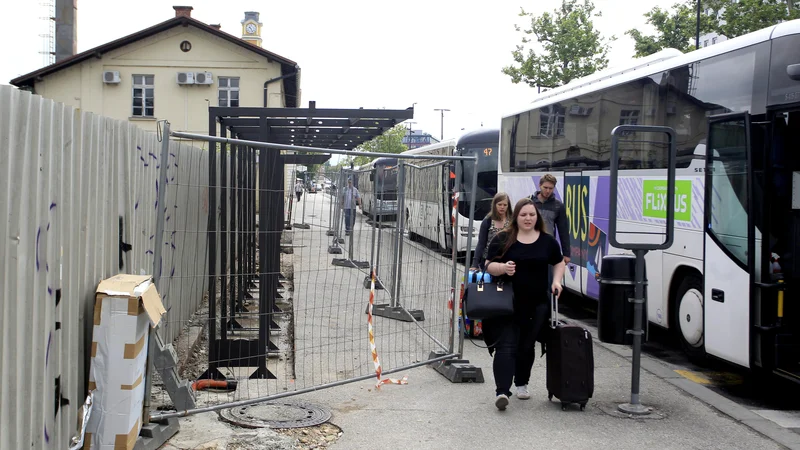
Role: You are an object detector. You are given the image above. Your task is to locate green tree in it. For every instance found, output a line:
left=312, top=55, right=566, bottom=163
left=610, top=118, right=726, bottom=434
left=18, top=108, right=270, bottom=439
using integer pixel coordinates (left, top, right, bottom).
left=502, top=0, right=615, bottom=89
left=347, top=124, right=409, bottom=167
left=626, top=1, right=713, bottom=57
left=705, top=0, right=799, bottom=38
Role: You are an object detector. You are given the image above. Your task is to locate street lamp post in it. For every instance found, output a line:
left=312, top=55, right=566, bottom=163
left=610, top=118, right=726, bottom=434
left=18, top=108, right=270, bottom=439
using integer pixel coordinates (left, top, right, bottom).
left=696, top=0, right=702, bottom=50
left=434, top=108, right=450, bottom=140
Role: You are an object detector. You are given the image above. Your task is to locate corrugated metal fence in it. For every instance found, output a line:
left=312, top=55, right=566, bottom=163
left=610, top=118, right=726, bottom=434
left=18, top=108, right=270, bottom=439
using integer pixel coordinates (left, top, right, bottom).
left=0, top=85, right=210, bottom=449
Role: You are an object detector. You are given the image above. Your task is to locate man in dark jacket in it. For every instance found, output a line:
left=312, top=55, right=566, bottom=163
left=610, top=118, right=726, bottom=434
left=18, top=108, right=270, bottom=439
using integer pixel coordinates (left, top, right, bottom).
left=529, top=173, right=571, bottom=264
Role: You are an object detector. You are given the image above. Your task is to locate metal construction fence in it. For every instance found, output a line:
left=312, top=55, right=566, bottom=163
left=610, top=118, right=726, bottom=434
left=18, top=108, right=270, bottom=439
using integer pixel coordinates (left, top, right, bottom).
left=0, top=86, right=210, bottom=449
left=0, top=84, right=480, bottom=448
left=149, top=131, right=480, bottom=419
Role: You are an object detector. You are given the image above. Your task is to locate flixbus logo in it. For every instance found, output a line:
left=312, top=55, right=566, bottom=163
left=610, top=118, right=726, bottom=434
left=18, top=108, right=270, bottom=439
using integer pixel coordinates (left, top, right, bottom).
left=642, top=180, right=692, bottom=222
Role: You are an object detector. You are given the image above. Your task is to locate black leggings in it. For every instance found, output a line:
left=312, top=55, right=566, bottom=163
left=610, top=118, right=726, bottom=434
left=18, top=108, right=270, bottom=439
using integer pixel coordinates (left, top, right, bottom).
left=484, top=303, right=550, bottom=396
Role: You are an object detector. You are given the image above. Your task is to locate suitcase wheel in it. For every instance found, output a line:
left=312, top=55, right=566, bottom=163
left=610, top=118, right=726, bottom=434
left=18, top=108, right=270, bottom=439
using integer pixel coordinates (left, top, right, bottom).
left=561, top=403, right=567, bottom=411
left=548, top=393, right=553, bottom=401
left=580, top=403, right=587, bottom=411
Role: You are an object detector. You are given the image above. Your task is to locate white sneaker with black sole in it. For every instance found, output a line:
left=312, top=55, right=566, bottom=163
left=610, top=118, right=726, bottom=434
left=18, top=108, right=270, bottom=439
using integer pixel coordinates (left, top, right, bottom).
left=516, top=385, right=530, bottom=400
left=495, top=394, right=509, bottom=410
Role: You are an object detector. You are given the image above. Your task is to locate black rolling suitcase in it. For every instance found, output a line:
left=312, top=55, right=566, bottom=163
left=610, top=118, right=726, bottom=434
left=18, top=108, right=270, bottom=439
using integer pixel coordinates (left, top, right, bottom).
left=546, top=291, right=594, bottom=411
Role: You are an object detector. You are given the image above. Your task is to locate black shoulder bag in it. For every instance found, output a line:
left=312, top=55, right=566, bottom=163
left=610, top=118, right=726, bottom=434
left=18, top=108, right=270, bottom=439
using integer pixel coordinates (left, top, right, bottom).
left=464, top=265, right=514, bottom=320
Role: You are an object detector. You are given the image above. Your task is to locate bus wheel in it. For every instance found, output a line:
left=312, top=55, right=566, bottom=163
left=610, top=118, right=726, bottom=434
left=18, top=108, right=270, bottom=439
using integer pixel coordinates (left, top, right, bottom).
left=673, top=275, right=706, bottom=362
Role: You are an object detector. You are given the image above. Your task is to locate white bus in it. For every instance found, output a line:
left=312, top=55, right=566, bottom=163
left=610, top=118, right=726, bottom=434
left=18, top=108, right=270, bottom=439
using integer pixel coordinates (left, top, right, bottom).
left=403, top=129, right=500, bottom=253
left=499, top=20, right=800, bottom=381
left=356, top=157, right=399, bottom=220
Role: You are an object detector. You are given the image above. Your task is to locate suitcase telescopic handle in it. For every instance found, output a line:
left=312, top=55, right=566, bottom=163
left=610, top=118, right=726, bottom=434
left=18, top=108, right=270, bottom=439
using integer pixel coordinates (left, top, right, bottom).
left=551, top=289, right=559, bottom=329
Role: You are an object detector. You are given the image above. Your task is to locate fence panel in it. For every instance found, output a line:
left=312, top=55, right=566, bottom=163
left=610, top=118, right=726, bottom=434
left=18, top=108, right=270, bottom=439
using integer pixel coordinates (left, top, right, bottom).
left=148, top=132, right=477, bottom=419
left=0, top=86, right=208, bottom=449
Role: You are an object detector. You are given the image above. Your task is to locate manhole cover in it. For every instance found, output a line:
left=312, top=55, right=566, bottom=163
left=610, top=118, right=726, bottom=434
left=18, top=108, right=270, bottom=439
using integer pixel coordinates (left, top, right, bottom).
left=220, top=400, right=332, bottom=429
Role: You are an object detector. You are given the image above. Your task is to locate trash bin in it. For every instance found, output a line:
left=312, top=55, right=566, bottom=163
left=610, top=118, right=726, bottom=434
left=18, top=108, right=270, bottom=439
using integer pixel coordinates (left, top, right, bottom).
left=597, top=254, right=647, bottom=345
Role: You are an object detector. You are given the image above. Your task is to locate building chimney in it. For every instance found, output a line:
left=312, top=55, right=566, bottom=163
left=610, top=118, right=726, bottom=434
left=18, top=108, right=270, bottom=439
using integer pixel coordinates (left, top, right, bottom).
left=55, top=0, right=77, bottom=63
left=209, top=24, right=221, bottom=30
left=173, top=5, right=193, bottom=18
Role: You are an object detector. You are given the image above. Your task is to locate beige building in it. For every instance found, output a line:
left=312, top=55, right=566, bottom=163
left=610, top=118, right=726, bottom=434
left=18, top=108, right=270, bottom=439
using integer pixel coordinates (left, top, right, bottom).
left=11, top=6, right=301, bottom=138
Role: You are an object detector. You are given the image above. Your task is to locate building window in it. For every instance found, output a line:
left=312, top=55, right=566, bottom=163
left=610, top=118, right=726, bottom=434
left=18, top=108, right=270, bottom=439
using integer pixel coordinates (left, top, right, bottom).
left=132, top=75, right=154, bottom=117
left=539, top=104, right=565, bottom=138
left=712, top=37, right=718, bottom=45
left=619, top=109, right=640, bottom=136
left=219, top=77, right=240, bottom=107
left=704, top=40, right=709, bottom=47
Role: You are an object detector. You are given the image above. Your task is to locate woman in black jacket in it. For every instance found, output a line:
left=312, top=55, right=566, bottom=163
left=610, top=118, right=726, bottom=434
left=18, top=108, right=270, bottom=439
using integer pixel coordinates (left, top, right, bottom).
left=470, top=192, right=512, bottom=270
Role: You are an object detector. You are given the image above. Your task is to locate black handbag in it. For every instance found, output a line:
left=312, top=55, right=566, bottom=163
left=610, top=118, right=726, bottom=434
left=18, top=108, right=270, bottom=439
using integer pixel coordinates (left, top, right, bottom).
left=464, top=275, right=514, bottom=320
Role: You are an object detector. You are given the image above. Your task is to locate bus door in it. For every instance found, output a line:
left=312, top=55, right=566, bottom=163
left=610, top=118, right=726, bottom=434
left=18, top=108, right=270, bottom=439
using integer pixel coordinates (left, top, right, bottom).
left=703, top=113, right=755, bottom=368
left=562, top=170, right=588, bottom=295
left=755, top=108, right=800, bottom=382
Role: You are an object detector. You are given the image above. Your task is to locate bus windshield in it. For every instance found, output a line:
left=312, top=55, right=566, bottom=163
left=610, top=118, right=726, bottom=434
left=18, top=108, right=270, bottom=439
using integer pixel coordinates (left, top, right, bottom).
left=375, top=160, right=398, bottom=201
left=457, top=144, right=498, bottom=220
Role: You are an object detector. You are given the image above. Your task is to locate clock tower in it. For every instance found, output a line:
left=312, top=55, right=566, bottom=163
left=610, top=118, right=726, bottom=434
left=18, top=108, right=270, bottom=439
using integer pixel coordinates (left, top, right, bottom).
left=241, top=11, right=263, bottom=47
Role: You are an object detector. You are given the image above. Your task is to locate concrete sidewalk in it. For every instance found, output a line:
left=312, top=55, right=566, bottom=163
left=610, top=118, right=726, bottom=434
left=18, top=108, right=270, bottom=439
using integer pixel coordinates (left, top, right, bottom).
left=284, top=193, right=799, bottom=449
left=287, top=328, right=793, bottom=450
left=165, top=192, right=800, bottom=450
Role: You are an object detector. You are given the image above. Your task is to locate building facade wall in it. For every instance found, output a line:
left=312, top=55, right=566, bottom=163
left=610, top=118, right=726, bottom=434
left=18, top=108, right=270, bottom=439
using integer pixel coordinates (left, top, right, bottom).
left=33, top=26, right=288, bottom=137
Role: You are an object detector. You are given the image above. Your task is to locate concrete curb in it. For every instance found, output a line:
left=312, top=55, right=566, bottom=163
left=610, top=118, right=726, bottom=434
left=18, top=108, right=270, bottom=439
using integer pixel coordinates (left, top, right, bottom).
left=581, top=321, right=800, bottom=450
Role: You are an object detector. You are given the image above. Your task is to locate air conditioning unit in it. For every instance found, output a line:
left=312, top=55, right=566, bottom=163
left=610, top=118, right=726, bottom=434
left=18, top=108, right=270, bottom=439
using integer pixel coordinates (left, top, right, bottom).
left=194, top=72, right=213, bottom=85
left=102, top=71, right=120, bottom=84
left=176, top=72, right=195, bottom=85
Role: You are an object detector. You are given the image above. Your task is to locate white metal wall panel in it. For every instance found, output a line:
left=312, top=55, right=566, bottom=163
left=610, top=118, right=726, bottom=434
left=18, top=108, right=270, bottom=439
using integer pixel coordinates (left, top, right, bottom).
left=0, top=85, right=210, bottom=449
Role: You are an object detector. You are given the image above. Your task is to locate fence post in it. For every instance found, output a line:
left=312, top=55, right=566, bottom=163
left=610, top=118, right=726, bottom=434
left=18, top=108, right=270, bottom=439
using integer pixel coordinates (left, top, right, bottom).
left=429, top=154, right=484, bottom=383
left=459, top=156, right=479, bottom=357
left=328, top=168, right=345, bottom=254
left=144, top=121, right=172, bottom=424
left=392, top=161, right=406, bottom=307
left=448, top=160, right=461, bottom=353
left=374, top=167, right=386, bottom=289
left=326, top=171, right=335, bottom=237
left=364, top=166, right=384, bottom=289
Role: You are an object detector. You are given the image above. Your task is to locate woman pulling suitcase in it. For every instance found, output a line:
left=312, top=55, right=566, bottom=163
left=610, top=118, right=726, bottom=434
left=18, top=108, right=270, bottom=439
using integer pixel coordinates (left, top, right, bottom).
left=482, top=197, right=566, bottom=411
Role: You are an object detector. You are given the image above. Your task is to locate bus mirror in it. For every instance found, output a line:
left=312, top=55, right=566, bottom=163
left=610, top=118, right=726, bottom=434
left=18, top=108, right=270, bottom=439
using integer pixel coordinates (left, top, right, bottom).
left=788, top=63, right=800, bottom=81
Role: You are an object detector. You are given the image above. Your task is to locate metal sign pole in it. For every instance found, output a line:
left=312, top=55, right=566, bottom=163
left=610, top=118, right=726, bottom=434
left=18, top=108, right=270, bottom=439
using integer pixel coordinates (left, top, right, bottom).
left=608, top=125, right=677, bottom=416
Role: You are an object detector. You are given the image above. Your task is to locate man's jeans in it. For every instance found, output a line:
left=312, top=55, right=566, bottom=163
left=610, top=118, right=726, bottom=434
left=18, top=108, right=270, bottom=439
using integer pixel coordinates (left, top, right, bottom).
left=344, top=208, right=355, bottom=232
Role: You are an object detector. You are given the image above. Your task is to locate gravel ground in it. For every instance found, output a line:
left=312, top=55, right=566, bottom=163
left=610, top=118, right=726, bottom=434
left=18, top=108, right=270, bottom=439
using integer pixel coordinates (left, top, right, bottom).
left=161, top=229, right=344, bottom=449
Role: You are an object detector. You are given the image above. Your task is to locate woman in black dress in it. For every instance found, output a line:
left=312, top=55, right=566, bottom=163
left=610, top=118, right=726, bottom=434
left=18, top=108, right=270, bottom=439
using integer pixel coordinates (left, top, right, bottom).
left=483, top=197, right=566, bottom=410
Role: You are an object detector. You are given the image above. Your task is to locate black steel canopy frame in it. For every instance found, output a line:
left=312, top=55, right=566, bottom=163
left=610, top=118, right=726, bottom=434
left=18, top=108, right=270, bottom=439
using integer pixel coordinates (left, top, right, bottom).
left=198, top=102, right=414, bottom=380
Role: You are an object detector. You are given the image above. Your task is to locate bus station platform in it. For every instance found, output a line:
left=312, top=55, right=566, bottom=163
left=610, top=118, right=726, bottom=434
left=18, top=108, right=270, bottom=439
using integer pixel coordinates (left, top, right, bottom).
left=165, top=190, right=800, bottom=450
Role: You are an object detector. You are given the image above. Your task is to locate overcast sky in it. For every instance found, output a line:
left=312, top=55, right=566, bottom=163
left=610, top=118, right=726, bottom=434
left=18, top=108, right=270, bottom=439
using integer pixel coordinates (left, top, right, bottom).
left=1, top=0, right=670, bottom=141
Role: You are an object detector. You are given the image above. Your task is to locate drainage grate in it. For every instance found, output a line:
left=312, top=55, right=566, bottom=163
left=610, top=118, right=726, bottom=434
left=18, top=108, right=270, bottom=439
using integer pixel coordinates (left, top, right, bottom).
left=220, top=400, right=332, bottom=429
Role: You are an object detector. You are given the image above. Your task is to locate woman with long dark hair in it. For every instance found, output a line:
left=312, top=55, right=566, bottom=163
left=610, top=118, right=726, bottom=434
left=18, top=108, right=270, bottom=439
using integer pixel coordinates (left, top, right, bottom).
left=483, top=197, right=566, bottom=410
left=471, top=192, right=512, bottom=270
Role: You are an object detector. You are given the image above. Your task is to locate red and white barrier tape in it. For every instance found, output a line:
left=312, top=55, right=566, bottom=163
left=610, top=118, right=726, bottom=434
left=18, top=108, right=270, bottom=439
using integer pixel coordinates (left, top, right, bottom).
left=368, top=268, right=408, bottom=388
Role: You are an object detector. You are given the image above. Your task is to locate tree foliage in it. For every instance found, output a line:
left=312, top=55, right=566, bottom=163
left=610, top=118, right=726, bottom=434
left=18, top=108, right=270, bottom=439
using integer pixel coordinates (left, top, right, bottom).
left=335, top=124, right=409, bottom=169
left=502, top=0, right=615, bottom=89
left=628, top=0, right=799, bottom=58
left=705, top=0, right=799, bottom=38
left=626, top=1, right=713, bottom=56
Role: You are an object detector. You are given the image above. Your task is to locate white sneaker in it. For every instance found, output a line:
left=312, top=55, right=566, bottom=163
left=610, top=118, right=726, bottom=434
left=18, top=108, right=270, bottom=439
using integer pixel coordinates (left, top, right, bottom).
left=516, top=385, right=530, bottom=400
left=495, top=394, right=509, bottom=410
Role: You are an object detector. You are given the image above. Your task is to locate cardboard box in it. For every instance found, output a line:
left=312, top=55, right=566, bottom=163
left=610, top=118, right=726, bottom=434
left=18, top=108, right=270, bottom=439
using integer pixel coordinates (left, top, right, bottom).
left=85, top=275, right=166, bottom=450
